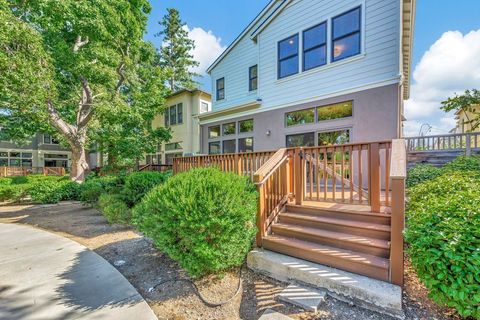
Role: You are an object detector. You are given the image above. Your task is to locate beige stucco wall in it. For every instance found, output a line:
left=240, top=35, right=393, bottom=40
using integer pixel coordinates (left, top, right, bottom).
left=455, top=105, right=480, bottom=133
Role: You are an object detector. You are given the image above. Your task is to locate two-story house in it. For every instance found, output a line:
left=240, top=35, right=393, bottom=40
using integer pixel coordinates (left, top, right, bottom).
left=145, top=89, right=212, bottom=165
left=198, top=0, right=415, bottom=154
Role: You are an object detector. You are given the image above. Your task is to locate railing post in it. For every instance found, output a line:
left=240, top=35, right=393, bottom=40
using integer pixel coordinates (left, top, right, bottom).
left=466, top=133, right=472, bottom=156
left=369, top=142, right=381, bottom=212
left=253, top=173, right=264, bottom=247
left=294, top=148, right=304, bottom=205
left=390, top=177, right=405, bottom=286
left=235, top=154, right=242, bottom=175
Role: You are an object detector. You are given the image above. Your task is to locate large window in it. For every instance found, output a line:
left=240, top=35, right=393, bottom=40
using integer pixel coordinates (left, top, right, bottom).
left=216, top=78, right=225, bottom=100
left=209, top=141, right=221, bottom=154
left=238, top=137, right=254, bottom=153
left=249, top=65, right=258, bottom=91
left=303, top=22, right=327, bottom=71
left=278, top=34, right=299, bottom=79
left=318, top=129, right=350, bottom=146
left=222, top=140, right=236, bottom=154
left=285, top=108, right=315, bottom=127
left=177, top=103, right=183, bottom=124
left=239, top=119, right=254, bottom=133
left=317, top=101, right=353, bottom=121
left=332, top=7, right=361, bottom=62
left=222, top=122, right=236, bottom=136
left=169, top=105, right=177, bottom=125
left=165, top=142, right=182, bottom=151
left=164, top=104, right=183, bottom=126
left=208, top=125, right=221, bottom=139
left=286, top=132, right=315, bottom=147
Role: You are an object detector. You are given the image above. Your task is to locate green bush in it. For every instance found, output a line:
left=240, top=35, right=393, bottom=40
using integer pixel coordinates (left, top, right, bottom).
left=98, top=193, right=131, bottom=224
left=133, top=167, right=258, bottom=278
left=406, top=164, right=442, bottom=188
left=0, top=184, right=28, bottom=202
left=79, top=175, right=124, bottom=205
left=122, top=171, right=171, bottom=207
left=406, top=172, right=480, bottom=318
left=0, top=175, right=70, bottom=203
left=443, top=155, right=480, bottom=173
left=29, top=179, right=64, bottom=204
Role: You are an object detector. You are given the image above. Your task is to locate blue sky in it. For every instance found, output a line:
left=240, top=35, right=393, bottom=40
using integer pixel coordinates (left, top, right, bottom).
left=146, top=0, right=480, bottom=136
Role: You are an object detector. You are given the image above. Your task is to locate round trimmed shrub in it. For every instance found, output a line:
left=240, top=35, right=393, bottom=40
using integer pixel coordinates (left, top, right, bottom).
left=122, top=171, right=171, bottom=207
left=98, top=194, right=131, bottom=224
left=443, top=155, right=480, bottom=173
left=406, top=172, right=480, bottom=318
left=133, top=167, right=258, bottom=278
left=406, top=164, right=442, bottom=188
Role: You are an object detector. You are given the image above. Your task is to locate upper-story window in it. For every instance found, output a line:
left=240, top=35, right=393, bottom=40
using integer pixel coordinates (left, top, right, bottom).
left=303, top=22, right=327, bottom=71
left=332, top=7, right=361, bottom=62
left=200, top=101, right=209, bottom=113
left=249, top=65, right=258, bottom=91
left=43, top=134, right=59, bottom=144
left=164, top=103, right=183, bottom=126
left=278, top=34, right=299, bottom=79
left=216, top=78, right=225, bottom=100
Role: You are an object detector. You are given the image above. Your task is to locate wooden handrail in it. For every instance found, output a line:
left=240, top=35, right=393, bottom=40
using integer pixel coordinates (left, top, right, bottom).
left=253, top=148, right=287, bottom=182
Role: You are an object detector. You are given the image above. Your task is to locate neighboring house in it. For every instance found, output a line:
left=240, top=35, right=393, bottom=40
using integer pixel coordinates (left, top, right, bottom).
left=199, top=0, right=415, bottom=154
left=0, top=133, right=72, bottom=169
left=144, top=89, right=212, bottom=165
left=453, top=104, right=480, bottom=133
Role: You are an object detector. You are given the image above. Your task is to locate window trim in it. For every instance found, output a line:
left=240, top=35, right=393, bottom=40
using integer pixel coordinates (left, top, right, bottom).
left=208, top=125, right=221, bottom=139
left=238, top=119, right=254, bottom=134
left=222, top=122, right=236, bottom=136
left=285, top=132, right=316, bottom=148
left=317, top=100, right=354, bottom=123
left=238, top=137, right=254, bottom=153
left=216, top=77, right=225, bottom=101
left=331, top=6, right=362, bottom=63
left=208, top=141, right=221, bottom=155
left=249, top=65, right=258, bottom=91
left=302, top=21, right=327, bottom=71
left=277, top=33, right=299, bottom=79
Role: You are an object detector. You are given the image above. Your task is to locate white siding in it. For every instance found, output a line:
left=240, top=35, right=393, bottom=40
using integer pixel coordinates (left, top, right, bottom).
left=210, top=0, right=401, bottom=111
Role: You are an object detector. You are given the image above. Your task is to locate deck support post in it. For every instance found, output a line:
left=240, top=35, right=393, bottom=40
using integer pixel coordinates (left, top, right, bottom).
left=390, top=177, right=405, bottom=286
left=466, top=133, right=472, bottom=156
left=369, top=142, right=381, bottom=212
left=294, top=149, right=303, bottom=205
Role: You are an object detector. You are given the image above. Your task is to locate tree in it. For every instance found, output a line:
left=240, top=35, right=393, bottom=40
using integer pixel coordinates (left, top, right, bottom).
left=441, top=89, right=480, bottom=132
left=0, top=0, right=170, bottom=181
left=158, top=8, right=199, bottom=91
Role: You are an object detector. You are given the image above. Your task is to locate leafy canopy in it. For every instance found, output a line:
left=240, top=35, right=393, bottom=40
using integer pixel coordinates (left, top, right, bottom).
left=441, top=89, right=480, bottom=132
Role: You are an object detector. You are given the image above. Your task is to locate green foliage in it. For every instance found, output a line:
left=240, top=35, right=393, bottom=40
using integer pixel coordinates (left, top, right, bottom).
left=79, top=175, right=124, bottom=205
left=406, top=164, right=442, bottom=188
left=0, top=184, right=28, bottom=202
left=406, top=172, right=480, bottom=318
left=133, top=167, right=258, bottom=278
left=122, top=171, right=171, bottom=207
left=443, top=155, right=480, bottom=173
left=441, top=89, right=480, bottom=132
left=98, top=194, right=131, bottom=224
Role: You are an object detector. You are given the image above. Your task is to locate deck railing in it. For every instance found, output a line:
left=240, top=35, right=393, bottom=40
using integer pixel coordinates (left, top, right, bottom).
left=0, top=166, right=66, bottom=177
left=406, top=132, right=480, bottom=155
left=138, top=164, right=173, bottom=172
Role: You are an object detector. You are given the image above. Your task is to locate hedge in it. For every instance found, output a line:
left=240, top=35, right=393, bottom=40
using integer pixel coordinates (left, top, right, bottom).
left=98, top=193, right=131, bottom=224
left=122, top=171, right=171, bottom=207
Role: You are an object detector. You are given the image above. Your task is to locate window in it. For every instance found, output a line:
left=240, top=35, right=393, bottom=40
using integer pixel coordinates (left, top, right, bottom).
left=164, top=104, right=183, bottom=126
left=209, top=141, right=221, bottom=154
left=44, top=153, right=68, bottom=159
left=216, top=78, right=225, bottom=100
left=239, top=137, right=254, bottom=153
left=169, top=105, right=177, bottom=125
left=22, top=159, right=32, bottom=167
left=222, top=122, right=236, bottom=136
left=201, top=102, right=209, bottom=113
left=0, top=158, right=7, bottom=166
left=165, top=142, right=182, bottom=151
left=43, top=134, right=59, bottom=144
left=9, top=159, right=20, bottom=166
left=318, top=129, right=350, bottom=146
left=9, top=152, right=20, bottom=158
left=249, top=65, right=258, bottom=91
left=165, top=153, right=182, bottom=165
left=164, top=110, right=169, bottom=127
left=285, top=108, right=315, bottom=127
left=286, top=132, right=315, bottom=147
left=222, top=140, right=236, bottom=154
left=177, top=103, right=183, bottom=124
left=239, top=119, right=254, bottom=133
left=317, top=101, right=353, bottom=121
left=278, top=34, right=299, bottom=79
left=22, top=152, right=32, bottom=158
left=303, top=22, right=327, bottom=71
left=332, top=7, right=361, bottom=62
left=208, top=125, right=221, bottom=139
left=0, top=151, right=7, bottom=157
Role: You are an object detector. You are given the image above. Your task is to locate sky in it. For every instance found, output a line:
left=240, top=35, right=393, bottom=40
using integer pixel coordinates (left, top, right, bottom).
left=146, top=0, right=480, bottom=137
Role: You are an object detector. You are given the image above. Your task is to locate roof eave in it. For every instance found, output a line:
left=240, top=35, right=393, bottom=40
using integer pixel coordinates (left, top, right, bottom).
left=402, top=0, right=416, bottom=100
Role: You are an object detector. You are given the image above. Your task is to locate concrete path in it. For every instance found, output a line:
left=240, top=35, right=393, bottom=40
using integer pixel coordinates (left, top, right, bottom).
left=0, top=223, right=157, bottom=320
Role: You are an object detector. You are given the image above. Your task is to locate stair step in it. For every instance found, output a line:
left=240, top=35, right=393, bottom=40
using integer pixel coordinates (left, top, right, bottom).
left=262, top=235, right=389, bottom=282
left=285, top=204, right=391, bottom=225
left=279, top=212, right=391, bottom=240
left=272, top=223, right=390, bottom=258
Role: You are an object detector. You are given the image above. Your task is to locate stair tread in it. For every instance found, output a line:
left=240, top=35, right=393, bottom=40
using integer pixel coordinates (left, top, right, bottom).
left=263, top=235, right=390, bottom=270
left=281, top=212, right=391, bottom=232
left=272, top=223, right=390, bottom=249
left=286, top=204, right=391, bottom=217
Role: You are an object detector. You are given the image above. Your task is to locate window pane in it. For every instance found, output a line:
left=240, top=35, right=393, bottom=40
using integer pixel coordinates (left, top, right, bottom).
left=318, top=129, right=350, bottom=146
left=333, top=33, right=360, bottom=61
left=285, top=108, right=315, bottom=127
left=222, top=122, right=236, bottom=135
left=223, top=140, right=236, bottom=154
left=238, top=137, right=254, bottom=152
left=279, top=35, right=298, bottom=60
left=250, top=78, right=258, bottom=91
left=304, top=23, right=326, bottom=50
left=217, top=78, right=225, bottom=100
left=286, top=132, right=315, bottom=147
left=0, top=152, right=7, bottom=157
left=22, top=153, right=32, bottom=158
left=169, top=105, right=177, bottom=125
left=208, top=125, right=221, bottom=139
left=239, top=119, right=254, bottom=133
left=165, top=142, right=182, bottom=151
left=177, top=103, right=183, bottom=124
left=22, top=159, right=32, bottom=167
left=44, top=134, right=51, bottom=144
left=317, top=101, right=353, bottom=121
left=164, top=110, right=169, bottom=126
left=0, top=158, right=7, bottom=166
left=9, top=152, right=20, bottom=157
left=209, top=141, right=221, bottom=154
left=279, top=56, right=298, bottom=78
left=201, top=102, right=209, bottom=113
left=217, top=78, right=224, bottom=89
left=250, top=65, right=257, bottom=78
left=304, top=45, right=327, bottom=71
left=9, top=158, right=20, bottom=166
left=333, top=8, right=360, bottom=39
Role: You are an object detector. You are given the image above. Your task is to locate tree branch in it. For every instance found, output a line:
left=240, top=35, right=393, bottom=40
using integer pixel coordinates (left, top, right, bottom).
left=46, top=100, right=76, bottom=140
left=115, top=61, right=126, bottom=93
left=73, top=35, right=89, bottom=53
left=77, top=78, right=94, bottom=129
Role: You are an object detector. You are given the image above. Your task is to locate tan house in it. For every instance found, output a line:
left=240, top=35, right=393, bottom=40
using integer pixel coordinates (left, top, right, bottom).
left=144, top=89, right=212, bottom=165
left=454, top=104, right=480, bottom=133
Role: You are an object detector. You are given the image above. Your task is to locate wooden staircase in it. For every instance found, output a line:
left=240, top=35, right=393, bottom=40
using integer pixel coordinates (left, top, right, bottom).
left=262, top=204, right=392, bottom=282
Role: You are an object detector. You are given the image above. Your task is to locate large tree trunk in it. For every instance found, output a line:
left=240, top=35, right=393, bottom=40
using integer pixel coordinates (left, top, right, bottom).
left=71, top=145, right=89, bottom=182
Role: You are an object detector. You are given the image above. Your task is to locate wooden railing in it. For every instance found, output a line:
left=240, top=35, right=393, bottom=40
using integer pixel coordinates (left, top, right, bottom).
left=389, top=139, right=406, bottom=286
left=0, top=166, right=66, bottom=177
left=138, top=164, right=172, bottom=172
left=406, top=132, right=480, bottom=155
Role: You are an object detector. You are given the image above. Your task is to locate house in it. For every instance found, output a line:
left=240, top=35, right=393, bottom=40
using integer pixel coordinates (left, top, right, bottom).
left=198, top=0, right=415, bottom=154
left=453, top=104, right=480, bottom=133
left=144, top=89, right=212, bottom=165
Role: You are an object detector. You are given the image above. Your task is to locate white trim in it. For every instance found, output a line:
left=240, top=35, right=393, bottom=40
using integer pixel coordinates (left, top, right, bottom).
left=199, top=77, right=400, bottom=125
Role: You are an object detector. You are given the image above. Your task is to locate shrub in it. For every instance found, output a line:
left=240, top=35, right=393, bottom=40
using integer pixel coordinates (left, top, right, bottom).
left=29, top=179, right=64, bottom=204
left=0, top=184, right=28, bottom=202
left=406, top=164, right=442, bottom=188
left=122, top=171, right=171, bottom=207
left=98, top=194, right=131, bottom=224
left=406, top=172, right=480, bottom=318
left=443, top=155, right=480, bottom=173
left=58, top=181, right=81, bottom=201
left=133, top=167, right=258, bottom=278
left=79, top=175, right=124, bottom=205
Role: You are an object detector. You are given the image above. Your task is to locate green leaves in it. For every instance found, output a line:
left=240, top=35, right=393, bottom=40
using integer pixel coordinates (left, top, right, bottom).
left=441, top=89, right=480, bottom=131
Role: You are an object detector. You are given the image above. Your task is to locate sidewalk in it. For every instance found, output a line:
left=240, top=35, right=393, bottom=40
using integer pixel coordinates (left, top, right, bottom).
left=0, top=223, right=157, bottom=320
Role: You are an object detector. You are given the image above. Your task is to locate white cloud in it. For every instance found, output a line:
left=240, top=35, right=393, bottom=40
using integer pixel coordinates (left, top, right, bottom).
left=185, top=26, right=226, bottom=75
left=404, top=29, right=480, bottom=135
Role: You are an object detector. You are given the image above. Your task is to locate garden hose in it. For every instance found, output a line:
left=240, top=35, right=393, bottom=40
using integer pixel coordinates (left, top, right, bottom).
left=150, top=263, right=244, bottom=307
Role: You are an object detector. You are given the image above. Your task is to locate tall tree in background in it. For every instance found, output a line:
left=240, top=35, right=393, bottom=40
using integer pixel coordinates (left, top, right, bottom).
left=158, top=8, right=199, bottom=91
left=0, top=0, right=170, bottom=181
left=441, top=89, right=480, bottom=132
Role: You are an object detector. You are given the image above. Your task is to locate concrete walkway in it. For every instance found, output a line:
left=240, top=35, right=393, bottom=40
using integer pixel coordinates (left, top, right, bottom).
left=0, top=223, right=157, bottom=320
